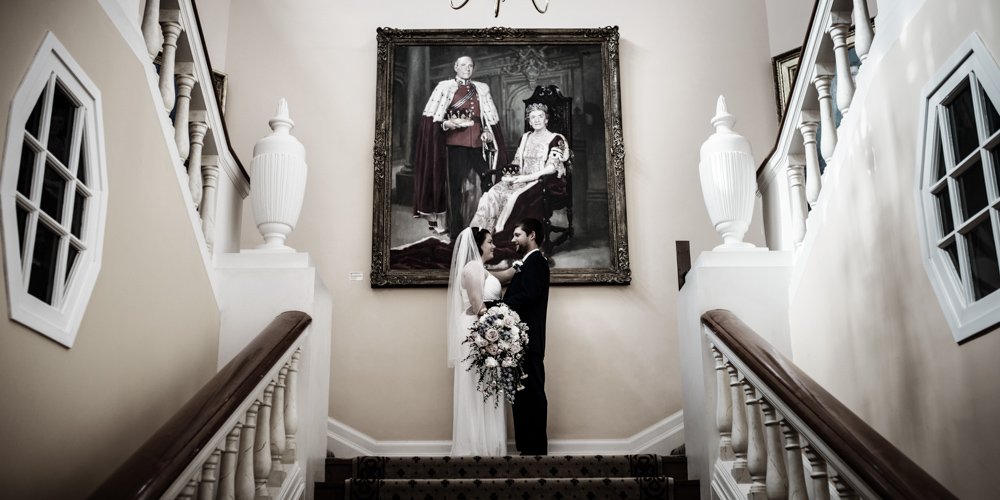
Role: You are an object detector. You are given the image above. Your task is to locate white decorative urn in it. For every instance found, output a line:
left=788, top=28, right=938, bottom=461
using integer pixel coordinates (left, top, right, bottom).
left=250, top=98, right=307, bottom=251
left=698, top=95, right=758, bottom=250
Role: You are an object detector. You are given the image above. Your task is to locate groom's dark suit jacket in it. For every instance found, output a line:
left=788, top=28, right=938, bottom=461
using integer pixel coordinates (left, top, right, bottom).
left=504, top=249, right=550, bottom=455
left=504, top=250, right=549, bottom=355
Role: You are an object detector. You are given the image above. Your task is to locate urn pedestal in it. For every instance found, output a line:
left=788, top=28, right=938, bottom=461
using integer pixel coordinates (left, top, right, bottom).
left=250, top=99, right=307, bottom=252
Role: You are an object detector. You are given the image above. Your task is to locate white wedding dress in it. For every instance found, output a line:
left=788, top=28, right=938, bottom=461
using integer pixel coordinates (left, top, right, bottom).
left=451, top=272, right=506, bottom=456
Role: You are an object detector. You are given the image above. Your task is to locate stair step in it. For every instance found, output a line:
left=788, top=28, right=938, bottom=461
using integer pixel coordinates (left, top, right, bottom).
left=346, top=476, right=678, bottom=499
left=328, top=454, right=688, bottom=481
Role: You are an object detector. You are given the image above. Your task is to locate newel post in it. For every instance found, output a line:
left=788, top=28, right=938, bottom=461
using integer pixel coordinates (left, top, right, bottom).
left=250, top=99, right=308, bottom=251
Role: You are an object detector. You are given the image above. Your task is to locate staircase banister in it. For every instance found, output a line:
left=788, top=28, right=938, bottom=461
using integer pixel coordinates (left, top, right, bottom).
left=701, top=309, right=958, bottom=500
left=86, top=311, right=312, bottom=500
left=185, top=0, right=249, bottom=189
left=757, top=0, right=827, bottom=179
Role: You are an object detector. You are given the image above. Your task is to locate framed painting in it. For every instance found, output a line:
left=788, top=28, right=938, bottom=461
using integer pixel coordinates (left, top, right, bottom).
left=370, top=27, right=630, bottom=287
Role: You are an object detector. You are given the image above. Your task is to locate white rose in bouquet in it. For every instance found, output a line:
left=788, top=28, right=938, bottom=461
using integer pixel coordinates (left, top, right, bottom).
left=485, top=357, right=499, bottom=368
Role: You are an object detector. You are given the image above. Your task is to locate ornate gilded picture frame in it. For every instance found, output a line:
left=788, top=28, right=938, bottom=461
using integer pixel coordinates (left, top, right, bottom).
left=370, top=27, right=630, bottom=287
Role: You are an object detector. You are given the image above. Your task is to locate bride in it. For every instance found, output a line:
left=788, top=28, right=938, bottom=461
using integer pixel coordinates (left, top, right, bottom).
left=447, top=227, right=508, bottom=456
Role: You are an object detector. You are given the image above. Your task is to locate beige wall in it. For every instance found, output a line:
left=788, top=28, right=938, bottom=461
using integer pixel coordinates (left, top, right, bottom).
left=223, top=1, right=775, bottom=441
left=788, top=1, right=1000, bottom=497
left=0, top=2, right=221, bottom=498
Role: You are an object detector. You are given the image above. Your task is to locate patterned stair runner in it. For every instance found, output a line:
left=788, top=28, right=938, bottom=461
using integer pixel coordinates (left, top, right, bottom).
left=317, top=454, right=699, bottom=500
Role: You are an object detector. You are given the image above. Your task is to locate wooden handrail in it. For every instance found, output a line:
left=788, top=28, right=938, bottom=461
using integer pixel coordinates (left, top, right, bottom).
left=701, top=309, right=957, bottom=499
left=86, top=311, right=312, bottom=499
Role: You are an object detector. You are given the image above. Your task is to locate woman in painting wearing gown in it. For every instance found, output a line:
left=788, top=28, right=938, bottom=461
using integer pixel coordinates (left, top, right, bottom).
left=447, top=227, right=506, bottom=456
left=469, top=103, right=569, bottom=245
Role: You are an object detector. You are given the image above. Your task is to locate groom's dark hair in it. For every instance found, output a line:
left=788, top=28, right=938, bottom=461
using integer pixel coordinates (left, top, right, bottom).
left=516, top=218, right=545, bottom=244
left=471, top=227, right=491, bottom=251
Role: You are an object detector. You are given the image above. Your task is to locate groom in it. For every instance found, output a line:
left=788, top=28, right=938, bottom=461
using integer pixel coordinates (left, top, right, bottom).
left=504, top=218, right=550, bottom=455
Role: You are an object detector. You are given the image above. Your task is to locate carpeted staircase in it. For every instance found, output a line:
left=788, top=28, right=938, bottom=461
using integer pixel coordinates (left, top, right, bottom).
left=315, top=454, right=700, bottom=499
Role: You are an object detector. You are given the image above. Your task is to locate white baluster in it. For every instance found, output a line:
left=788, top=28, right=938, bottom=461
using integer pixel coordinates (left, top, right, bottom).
left=812, top=65, right=839, bottom=163
left=173, top=63, right=198, bottom=162
left=712, top=346, right=734, bottom=460
left=786, top=155, right=808, bottom=245
left=743, top=382, right=767, bottom=497
left=237, top=404, right=259, bottom=500
left=831, top=475, right=859, bottom=499
left=827, top=13, right=856, bottom=115
left=140, top=0, right=162, bottom=61
left=803, top=445, right=830, bottom=500
left=727, top=364, right=750, bottom=483
left=254, top=384, right=274, bottom=498
left=283, top=350, right=300, bottom=463
left=780, top=422, right=808, bottom=500
left=187, top=112, right=208, bottom=206
left=798, top=115, right=823, bottom=207
left=198, top=449, right=221, bottom=500
left=218, top=425, right=241, bottom=500
left=270, top=367, right=288, bottom=484
left=760, top=399, right=789, bottom=499
left=852, top=0, right=874, bottom=63
left=158, top=10, right=183, bottom=112
left=201, top=158, right=220, bottom=253
left=178, top=477, right=198, bottom=500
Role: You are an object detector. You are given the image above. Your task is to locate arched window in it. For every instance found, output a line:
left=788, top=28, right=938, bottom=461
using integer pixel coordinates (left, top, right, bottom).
left=1, top=33, right=107, bottom=347
left=918, top=34, right=1000, bottom=343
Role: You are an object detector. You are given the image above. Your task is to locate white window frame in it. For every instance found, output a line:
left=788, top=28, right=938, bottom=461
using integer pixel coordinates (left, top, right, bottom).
left=0, top=32, right=107, bottom=348
left=916, top=33, right=1000, bottom=343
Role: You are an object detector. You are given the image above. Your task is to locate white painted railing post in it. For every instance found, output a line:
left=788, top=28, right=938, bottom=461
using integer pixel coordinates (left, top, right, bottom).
left=780, top=422, right=808, bottom=500
left=831, top=475, right=860, bottom=499
left=812, top=66, right=839, bottom=163
left=140, top=0, right=162, bottom=61
left=760, top=399, right=789, bottom=499
left=712, top=346, right=734, bottom=460
left=200, top=158, right=219, bottom=253
left=178, top=478, right=198, bottom=500
left=198, top=449, right=221, bottom=500
left=785, top=155, right=808, bottom=245
left=269, top=367, right=288, bottom=484
left=797, top=116, right=823, bottom=207
left=283, top=350, right=300, bottom=463
left=237, top=404, right=259, bottom=500
left=218, top=425, right=241, bottom=500
left=254, top=385, right=274, bottom=499
left=157, top=10, right=183, bottom=112
left=187, top=113, right=209, bottom=207
left=173, top=63, right=198, bottom=162
left=743, top=382, right=768, bottom=497
left=803, top=445, right=830, bottom=500
left=828, top=12, right=856, bottom=115
left=852, top=0, right=874, bottom=63
left=728, top=364, right=750, bottom=483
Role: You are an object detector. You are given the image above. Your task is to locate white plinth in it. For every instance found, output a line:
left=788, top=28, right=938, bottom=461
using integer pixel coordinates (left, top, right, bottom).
left=215, top=251, right=332, bottom=495
left=676, top=250, right=793, bottom=500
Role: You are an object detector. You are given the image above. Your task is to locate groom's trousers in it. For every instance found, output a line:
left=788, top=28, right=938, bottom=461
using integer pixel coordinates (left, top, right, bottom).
left=513, top=350, right=548, bottom=455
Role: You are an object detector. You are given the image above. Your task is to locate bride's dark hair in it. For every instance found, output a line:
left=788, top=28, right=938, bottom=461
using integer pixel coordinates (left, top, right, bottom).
left=471, top=227, right=491, bottom=253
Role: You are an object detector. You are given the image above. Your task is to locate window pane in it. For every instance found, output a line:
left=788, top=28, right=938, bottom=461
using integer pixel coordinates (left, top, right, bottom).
left=40, top=162, right=66, bottom=221
left=935, top=129, right=947, bottom=180
left=967, top=219, right=1000, bottom=300
left=77, top=130, right=88, bottom=186
left=943, top=239, right=961, bottom=277
left=47, top=82, right=77, bottom=166
left=937, top=188, right=955, bottom=234
left=958, top=159, right=988, bottom=219
left=16, top=204, right=28, bottom=260
left=65, top=244, right=79, bottom=283
left=948, top=81, right=980, bottom=162
left=71, top=189, right=86, bottom=238
left=985, top=90, right=1000, bottom=136
left=17, top=141, right=36, bottom=197
left=27, top=223, right=60, bottom=304
left=25, top=89, right=44, bottom=139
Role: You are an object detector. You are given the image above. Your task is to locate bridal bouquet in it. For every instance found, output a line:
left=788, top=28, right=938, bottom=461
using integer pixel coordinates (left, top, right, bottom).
left=463, top=304, right=529, bottom=406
